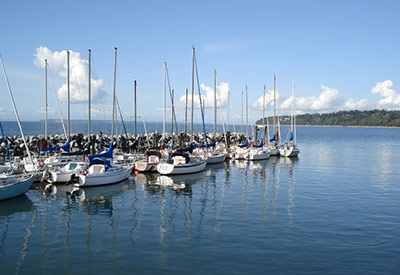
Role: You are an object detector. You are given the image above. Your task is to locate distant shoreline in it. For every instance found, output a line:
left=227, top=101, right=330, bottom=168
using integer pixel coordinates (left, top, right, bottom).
left=294, top=124, right=400, bottom=129
left=2, top=120, right=399, bottom=130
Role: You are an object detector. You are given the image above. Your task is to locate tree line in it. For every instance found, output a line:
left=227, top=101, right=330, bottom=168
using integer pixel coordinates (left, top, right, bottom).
left=255, top=110, right=400, bottom=127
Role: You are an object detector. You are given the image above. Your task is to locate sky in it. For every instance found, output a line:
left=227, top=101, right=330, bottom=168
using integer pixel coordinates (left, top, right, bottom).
left=1, top=0, right=400, bottom=124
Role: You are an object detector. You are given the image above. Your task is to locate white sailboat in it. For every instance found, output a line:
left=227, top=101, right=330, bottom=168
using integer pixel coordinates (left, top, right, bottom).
left=0, top=54, right=36, bottom=200
left=157, top=47, right=207, bottom=175
left=157, top=150, right=206, bottom=175
left=247, top=137, right=270, bottom=160
left=206, top=70, right=227, bottom=164
left=49, top=161, right=86, bottom=183
left=280, top=76, right=300, bottom=157
left=76, top=48, right=134, bottom=187
left=268, top=74, right=280, bottom=156
left=135, top=149, right=162, bottom=172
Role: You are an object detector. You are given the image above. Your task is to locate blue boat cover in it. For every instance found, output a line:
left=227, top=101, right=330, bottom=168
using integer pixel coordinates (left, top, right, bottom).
left=238, top=140, right=249, bottom=148
left=89, top=157, right=112, bottom=171
left=40, top=141, right=70, bottom=152
left=253, top=139, right=264, bottom=148
left=88, top=144, right=113, bottom=161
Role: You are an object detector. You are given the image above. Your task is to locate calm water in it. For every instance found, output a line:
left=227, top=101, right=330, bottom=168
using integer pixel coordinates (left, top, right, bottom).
left=1, top=126, right=400, bottom=274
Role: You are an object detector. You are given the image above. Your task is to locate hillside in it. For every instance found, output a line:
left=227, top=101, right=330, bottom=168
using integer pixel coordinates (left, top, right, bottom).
left=255, top=110, right=400, bottom=127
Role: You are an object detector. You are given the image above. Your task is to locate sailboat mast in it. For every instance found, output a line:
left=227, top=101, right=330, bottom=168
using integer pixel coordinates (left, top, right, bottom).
left=246, top=85, right=248, bottom=137
left=0, top=55, right=35, bottom=170
left=163, top=61, right=166, bottom=135
left=262, top=85, right=265, bottom=126
left=214, top=70, right=217, bottom=137
left=111, top=47, right=117, bottom=140
left=291, top=76, right=294, bottom=134
left=266, top=85, right=270, bottom=143
left=45, top=59, right=48, bottom=141
left=293, top=75, right=297, bottom=145
left=88, top=49, right=91, bottom=139
left=241, top=90, right=243, bottom=132
left=171, top=89, right=174, bottom=133
left=67, top=51, right=70, bottom=140
left=134, top=80, right=137, bottom=136
left=185, top=88, right=188, bottom=134
left=191, top=46, right=195, bottom=137
left=273, top=74, right=276, bottom=133
left=262, top=85, right=265, bottom=142
left=227, top=89, right=230, bottom=132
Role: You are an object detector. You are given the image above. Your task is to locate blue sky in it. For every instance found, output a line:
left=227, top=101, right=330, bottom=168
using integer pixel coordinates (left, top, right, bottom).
left=1, top=0, right=400, bottom=123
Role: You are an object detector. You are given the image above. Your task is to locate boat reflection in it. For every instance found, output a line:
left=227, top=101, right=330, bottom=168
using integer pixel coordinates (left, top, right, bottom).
left=135, top=172, right=205, bottom=195
left=0, top=195, right=35, bottom=217
left=232, top=159, right=248, bottom=170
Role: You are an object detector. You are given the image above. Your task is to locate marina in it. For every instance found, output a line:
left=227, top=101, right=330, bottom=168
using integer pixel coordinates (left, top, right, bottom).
left=2, top=0, right=400, bottom=273
left=1, top=126, right=400, bottom=273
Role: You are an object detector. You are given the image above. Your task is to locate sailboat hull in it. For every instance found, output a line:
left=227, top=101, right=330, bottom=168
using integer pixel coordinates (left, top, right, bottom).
left=207, top=151, right=227, bottom=164
left=0, top=175, right=35, bottom=201
left=279, top=147, right=300, bottom=157
left=248, top=149, right=270, bottom=160
left=135, top=161, right=158, bottom=172
left=157, top=160, right=207, bottom=175
left=77, top=165, right=133, bottom=187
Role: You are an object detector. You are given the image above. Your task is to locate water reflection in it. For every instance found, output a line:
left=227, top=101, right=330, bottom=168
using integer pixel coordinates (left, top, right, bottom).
left=0, top=196, right=35, bottom=261
left=0, top=196, right=34, bottom=217
left=135, top=172, right=197, bottom=195
left=280, top=157, right=298, bottom=227
left=1, top=156, right=300, bottom=273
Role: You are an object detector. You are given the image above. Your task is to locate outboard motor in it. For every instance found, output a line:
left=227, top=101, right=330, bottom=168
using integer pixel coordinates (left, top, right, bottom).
left=68, top=173, right=79, bottom=185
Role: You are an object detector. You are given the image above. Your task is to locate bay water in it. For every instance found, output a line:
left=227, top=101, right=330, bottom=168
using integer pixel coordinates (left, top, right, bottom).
left=1, top=125, right=400, bottom=274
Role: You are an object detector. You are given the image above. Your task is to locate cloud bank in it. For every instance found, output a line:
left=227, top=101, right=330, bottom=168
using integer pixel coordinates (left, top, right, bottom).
left=34, top=46, right=107, bottom=104
left=371, top=80, right=400, bottom=110
left=176, top=81, right=230, bottom=109
left=252, top=80, right=400, bottom=114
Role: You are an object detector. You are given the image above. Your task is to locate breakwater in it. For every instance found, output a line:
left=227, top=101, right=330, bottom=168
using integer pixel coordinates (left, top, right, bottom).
left=0, top=131, right=248, bottom=162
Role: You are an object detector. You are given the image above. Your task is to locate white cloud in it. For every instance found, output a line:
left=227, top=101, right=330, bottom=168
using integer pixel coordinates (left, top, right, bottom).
left=278, top=85, right=344, bottom=113
left=252, top=89, right=278, bottom=111
left=264, top=85, right=374, bottom=114
left=371, top=80, right=400, bottom=109
left=176, top=81, right=230, bottom=109
left=34, top=46, right=107, bottom=104
left=344, top=98, right=369, bottom=110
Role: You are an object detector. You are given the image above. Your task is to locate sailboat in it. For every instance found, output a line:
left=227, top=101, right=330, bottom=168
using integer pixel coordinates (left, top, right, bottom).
left=247, top=134, right=270, bottom=160
left=46, top=50, right=92, bottom=183
left=206, top=70, right=227, bottom=164
left=268, top=74, right=280, bottom=156
left=76, top=144, right=133, bottom=186
left=76, top=48, right=134, bottom=187
left=157, top=47, right=207, bottom=175
left=247, top=86, right=270, bottom=161
left=0, top=54, right=35, bottom=200
left=24, top=52, right=83, bottom=173
left=279, top=76, right=300, bottom=157
left=134, top=148, right=162, bottom=172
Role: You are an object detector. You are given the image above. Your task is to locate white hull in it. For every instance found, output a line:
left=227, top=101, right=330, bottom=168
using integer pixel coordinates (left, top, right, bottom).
left=50, top=171, right=73, bottom=183
left=233, top=148, right=248, bottom=160
left=0, top=174, right=35, bottom=201
left=248, top=149, right=270, bottom=160
left=49, top=162, right=86, bottom=183
left=269, top=147, right=280, bottom=156
left=135, top=161, right=158, bottom=172
left=207, top=151, right=227, bottom=164
left=77, top=165, right=133, bottom=187
left=157, top=159, right=206, bottom=175
left=279, top=146, right=300, bottom=157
